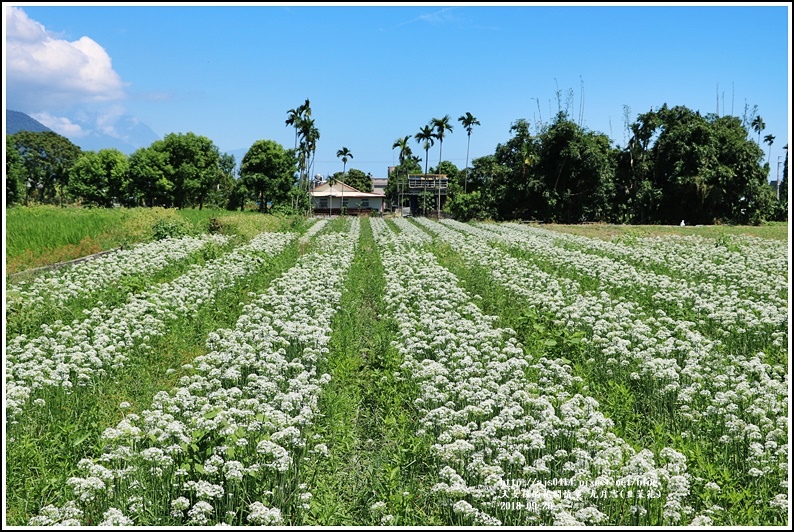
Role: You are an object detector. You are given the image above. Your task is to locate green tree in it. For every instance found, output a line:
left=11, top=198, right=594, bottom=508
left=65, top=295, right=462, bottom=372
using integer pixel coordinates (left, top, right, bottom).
left=240, top=139, right=297, bottom=212
left=336, top=146, right=353, bottom=175
left=751, top=115, right=765, bottom=145
left=463, top=154, right=503, bottom=220
left=458, top=112, right=480, bottom=192
left=414, top=125, right=435, bottom=176
left=764, top=134, right=775, bottom=165
left=328, top=168, right=372, bottom=193
left=533, top=112, right=616, bottom=223
left=432, top=160, right=459, bottom=180
left=418, top=190, right=435, bottom=216
left=431, top=160, right=459, bottom=218
left=157, top=132, right=222, bottom=209
left=285, top=106, right=303, bottom=151
left=68, top=149, right=130, bottom=207
left=206, top=152, right=236, bottom=209
left=295, top=107, right=319, bottom=214
left=431, top=114, right=454, bottom=169
left=430, top=116, right=454, bottom=218
left=780, top=144, right=788, bottom=213
left=392, top=136, right=413, bottom=165
left=8, top=130, right=82, bottom=205
left=227, top=179, right=249, bottom=211
left=445, top=187, right=483, bottom=221
left=5, top=136, right=25, bottom=206
left=709, top=114, right=776, bottom=224
left=644, top=105, right=773, bottom=224
left=384, top=157, right=422, bottom=208
left=128, top=144, right=173, bottom=207
left=491, top=118, right=541, bottom=220
left=615, top=107, right=664, bottom=223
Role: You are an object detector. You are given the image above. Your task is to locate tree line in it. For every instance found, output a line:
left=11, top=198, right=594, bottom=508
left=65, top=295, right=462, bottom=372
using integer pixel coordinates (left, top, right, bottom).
left=5, top=100, right=788, bottom=225
left=387, top=104, right=787, bottom=224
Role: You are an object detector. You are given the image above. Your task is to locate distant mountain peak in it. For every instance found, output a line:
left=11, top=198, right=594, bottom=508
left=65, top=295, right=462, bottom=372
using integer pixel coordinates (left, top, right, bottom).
left=5, top=109, right=160, bottom=154
left=6, top=110, right=53, bottom=134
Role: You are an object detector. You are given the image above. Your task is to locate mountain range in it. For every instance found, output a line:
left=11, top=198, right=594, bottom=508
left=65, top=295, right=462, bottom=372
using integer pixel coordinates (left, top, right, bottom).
left=6, top=109, right=53, bottom=135
left=6, top=109, right=160, bottom=154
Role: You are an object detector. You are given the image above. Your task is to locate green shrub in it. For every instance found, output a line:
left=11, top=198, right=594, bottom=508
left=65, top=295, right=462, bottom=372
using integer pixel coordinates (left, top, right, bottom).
left=207, top=217, right=223, bottom=234
left=151, top=218, right=193, bottom=240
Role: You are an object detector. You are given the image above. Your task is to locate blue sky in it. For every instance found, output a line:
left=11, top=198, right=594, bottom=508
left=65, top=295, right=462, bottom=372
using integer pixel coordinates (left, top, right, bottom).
left=4, top=2, right=791, bottom=182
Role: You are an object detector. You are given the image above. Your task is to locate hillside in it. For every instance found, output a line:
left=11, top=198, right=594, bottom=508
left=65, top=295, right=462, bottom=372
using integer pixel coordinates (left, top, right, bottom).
left=6, top=110, right=53, bottom=134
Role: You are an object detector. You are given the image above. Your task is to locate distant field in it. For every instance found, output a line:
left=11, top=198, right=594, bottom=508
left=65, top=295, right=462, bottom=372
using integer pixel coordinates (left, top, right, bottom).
left=538, top=221, right=789, bottom=241
left=4, top=205, right=297, bottom=274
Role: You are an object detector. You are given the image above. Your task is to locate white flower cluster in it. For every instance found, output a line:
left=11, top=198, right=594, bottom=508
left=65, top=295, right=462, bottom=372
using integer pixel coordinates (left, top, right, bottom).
left=477, top=222, right=787, bottom=337
left=6, top=230, right=297, bottom=421
left=527, top=225, right=786, bottom=306
left=247, top=501, right=283, bottom=525
left=29, top=220, right=360, bottom=526
left=7, top=233, right=230, bottom=314
left=298, top=218, right=328, bottom=245
left=26, top=501, right=83, bottom=526
left=421, top=217, right=788, bottom=515
left=371, top=218, right=690, bottom=526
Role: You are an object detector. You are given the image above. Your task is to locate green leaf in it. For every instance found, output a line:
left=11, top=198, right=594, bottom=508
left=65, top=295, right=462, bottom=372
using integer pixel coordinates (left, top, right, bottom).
left=388, top=465, right=400, bottom=482
left=72, top=433, right=90, bottom=447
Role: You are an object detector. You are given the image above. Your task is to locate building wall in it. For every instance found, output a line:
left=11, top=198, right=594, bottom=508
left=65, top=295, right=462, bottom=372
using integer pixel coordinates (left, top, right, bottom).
left=313, top=196, right=384, bottom=212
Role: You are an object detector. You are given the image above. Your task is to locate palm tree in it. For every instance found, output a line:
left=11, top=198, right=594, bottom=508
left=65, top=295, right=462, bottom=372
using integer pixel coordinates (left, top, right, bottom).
left=751, top=115, right=765, bottom=145
left=336, top=147, right=353, bottom=175
left=336, top=147, right=352, bottom=215
left=764, top=134, right=775, bottom=165
left=458, top=112, right=480, bottom=192
left=297, top=112, right=319, bottom=215
left=288, top=99, right=315, bottom=210
left=431, top=115, right=453, bottom=169
left=306, top=123, right=320, bottom=178
left=392, top=136, right=412, bottom=165
left=431, top=115, right=453, bottom=219
left=325, top=172, right=337, bottom=215
left=285, top=107, right=301, bottom=150
left=298, top=98, right=311, bottom=119
left=415, top=125, right=435, bottom=176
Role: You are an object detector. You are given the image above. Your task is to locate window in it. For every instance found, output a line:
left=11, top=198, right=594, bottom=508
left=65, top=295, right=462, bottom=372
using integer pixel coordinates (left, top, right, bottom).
left=342, top=198, right=349, bottom=207
left=319, top=197, right=328, bottom=208
left=361, top=199, right=369, bottom=208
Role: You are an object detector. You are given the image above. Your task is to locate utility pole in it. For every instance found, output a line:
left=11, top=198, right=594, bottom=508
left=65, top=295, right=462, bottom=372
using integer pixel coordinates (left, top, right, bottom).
left=437, top=175, right=441, bottom=220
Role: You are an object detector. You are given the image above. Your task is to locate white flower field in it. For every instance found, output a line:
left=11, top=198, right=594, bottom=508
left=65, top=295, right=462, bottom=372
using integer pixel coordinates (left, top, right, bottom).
left=4, top=216, right=790, bottom=526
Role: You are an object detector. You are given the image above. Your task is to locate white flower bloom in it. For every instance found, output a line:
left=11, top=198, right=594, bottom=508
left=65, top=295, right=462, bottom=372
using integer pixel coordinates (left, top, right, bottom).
left=98, top=507, right=133, bottom=526
left=247, top=502, right=283, bottom=525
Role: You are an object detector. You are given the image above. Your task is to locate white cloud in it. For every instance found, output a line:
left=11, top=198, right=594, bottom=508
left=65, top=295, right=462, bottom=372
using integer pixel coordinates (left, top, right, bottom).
left=5, top=6, right=128, bottom=112
left=395, top=7, right=458, bottom=28
left=31, top=112, right=88, bottom=138
left=95, top=105, right=127, bottom=138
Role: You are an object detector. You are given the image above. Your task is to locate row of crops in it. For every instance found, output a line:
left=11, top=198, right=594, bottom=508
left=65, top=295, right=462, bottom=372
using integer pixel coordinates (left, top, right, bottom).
left=4, top=216, right=789, bottom=526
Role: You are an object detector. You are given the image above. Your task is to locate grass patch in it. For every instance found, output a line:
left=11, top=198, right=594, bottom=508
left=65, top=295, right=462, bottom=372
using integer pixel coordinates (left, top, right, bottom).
left=5, top=205, right=304, bottom=274
left=304, top=218, right=443, bottom=526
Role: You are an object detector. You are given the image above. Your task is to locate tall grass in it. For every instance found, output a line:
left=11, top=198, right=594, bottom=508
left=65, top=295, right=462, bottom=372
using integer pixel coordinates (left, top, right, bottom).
left=4, top=205, right=303, bottom=274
